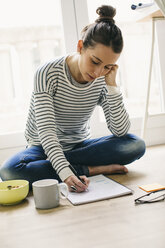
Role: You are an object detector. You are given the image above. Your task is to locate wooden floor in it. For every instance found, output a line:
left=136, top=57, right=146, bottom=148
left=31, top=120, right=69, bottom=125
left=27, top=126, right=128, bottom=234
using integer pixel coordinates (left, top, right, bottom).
left=1, top=145, right=165, bottom=248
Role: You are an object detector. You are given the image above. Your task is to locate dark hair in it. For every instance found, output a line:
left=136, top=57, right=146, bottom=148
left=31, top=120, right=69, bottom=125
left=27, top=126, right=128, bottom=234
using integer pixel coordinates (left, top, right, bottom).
left=81, top=5, right=123, bottom=53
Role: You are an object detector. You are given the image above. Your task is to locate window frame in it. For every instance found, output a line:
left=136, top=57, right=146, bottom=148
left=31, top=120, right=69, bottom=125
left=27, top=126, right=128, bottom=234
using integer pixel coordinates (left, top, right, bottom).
left=65, top=0, right=165, bottom=146
left=0, top=0, right=165, bottom=159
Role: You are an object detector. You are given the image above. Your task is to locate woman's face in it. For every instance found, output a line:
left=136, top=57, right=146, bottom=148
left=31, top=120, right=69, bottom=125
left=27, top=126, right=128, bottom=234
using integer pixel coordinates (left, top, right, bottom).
left=77, top=41, right=120, bottom=82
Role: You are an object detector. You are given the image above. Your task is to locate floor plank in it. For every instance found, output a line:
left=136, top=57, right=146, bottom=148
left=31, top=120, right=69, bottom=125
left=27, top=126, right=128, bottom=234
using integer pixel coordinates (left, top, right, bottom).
left=1, top=145, right=165, bottom=248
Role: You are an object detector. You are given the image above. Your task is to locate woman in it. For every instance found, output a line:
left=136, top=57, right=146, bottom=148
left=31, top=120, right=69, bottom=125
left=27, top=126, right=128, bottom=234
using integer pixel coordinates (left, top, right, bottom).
left=0, top=5, right=146, bottom=193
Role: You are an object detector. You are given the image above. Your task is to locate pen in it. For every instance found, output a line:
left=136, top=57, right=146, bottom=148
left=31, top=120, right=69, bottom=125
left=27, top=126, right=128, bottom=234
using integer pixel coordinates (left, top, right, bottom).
left=69, top=164, right=86, bottom=185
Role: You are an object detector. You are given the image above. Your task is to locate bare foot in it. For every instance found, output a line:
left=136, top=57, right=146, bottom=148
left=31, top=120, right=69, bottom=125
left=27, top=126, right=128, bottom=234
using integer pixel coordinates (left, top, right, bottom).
left=88, top=164, right=128, bottom=176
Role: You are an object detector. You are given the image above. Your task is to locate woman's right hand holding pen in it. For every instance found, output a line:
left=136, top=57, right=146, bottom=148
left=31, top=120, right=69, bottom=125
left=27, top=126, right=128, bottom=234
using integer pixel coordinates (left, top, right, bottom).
left=64, top=175, right=90, bottom=193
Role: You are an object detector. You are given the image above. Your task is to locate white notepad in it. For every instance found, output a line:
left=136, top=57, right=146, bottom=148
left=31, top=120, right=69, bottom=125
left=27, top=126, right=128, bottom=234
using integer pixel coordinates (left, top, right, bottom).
left=67, top=174, right=133, bottom=205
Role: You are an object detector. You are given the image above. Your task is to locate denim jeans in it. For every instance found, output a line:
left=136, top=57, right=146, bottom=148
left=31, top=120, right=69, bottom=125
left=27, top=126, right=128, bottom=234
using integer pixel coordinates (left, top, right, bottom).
left=0, top=133, right=145, bottom=189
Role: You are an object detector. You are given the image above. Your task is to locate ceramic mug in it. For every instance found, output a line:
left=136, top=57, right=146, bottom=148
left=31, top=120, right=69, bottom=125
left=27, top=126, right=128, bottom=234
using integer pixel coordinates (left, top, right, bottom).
left=32, top=179, right=68, bottom=209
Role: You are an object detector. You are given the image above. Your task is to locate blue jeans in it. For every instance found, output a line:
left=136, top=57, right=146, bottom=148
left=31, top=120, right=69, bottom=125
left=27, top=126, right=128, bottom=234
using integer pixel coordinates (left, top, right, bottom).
left=0, top=134, right=145, bottom=189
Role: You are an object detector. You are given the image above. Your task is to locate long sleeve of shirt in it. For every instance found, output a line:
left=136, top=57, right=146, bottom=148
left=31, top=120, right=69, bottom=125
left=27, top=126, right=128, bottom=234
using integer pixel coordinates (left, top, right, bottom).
left=98, top=85, right=130, bottom=136
left=25, top=58, right=75, bottom=181
left=34, top=92, right=75, bottom=181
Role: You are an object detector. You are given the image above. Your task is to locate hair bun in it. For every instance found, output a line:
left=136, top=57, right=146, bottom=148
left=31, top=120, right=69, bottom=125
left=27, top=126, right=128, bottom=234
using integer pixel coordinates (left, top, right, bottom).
left=96, top=5, right=116, bottom=24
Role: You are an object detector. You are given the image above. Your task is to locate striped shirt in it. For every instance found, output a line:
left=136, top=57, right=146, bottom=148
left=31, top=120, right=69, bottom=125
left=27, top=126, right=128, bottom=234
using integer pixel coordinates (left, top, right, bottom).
left=25, top=56, right=130, bottom=181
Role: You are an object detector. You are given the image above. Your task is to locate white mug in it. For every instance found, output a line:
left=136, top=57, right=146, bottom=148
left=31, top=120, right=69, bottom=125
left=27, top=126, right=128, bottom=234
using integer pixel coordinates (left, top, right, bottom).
left=32, top=179, right=68, bottom=209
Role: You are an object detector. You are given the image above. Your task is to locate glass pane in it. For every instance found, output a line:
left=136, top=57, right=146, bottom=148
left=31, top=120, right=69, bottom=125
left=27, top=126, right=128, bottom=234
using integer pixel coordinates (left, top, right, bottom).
left=0, top=0, right=65, bottom=134
left=87, top=0, right=163, bottom=118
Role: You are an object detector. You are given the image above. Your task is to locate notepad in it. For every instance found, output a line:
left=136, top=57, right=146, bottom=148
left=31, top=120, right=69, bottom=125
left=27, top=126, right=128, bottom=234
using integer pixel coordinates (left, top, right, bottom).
left=139, top=183, right=165, bottom=192
left=67, top=174, right=133, bottom=205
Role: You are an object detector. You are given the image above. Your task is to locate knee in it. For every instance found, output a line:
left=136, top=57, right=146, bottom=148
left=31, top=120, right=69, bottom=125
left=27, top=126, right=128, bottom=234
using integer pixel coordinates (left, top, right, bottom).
left=0, top=159, right=18, bottom=181
left=0, top=162, right=10, bottom=180
left=0, top=149, right=28, bottom=181
left=125, top=133, right=146, bottom=159
left=134, top=137, right=146, bottom=159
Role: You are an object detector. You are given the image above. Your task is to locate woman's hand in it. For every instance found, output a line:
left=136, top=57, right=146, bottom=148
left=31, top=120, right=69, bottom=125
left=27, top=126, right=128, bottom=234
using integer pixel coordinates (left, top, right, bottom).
left=105, top=64, right=118, bottom=87
left=64, top=175, right=90, bottom=193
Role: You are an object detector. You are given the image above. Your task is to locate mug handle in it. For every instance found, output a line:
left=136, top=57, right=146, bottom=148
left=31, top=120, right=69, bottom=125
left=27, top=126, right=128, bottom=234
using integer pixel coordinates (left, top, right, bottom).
left=58, top=183, right=69, bottom=199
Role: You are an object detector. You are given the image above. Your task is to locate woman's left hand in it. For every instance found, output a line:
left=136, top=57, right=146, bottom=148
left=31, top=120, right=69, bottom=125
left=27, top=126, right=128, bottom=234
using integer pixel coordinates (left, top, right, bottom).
left=105, top=64, right=118, bottom=87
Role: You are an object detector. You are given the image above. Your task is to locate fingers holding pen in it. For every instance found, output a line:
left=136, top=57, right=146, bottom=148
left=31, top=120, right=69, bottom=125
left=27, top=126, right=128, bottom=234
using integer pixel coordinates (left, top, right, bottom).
left=80, top=175, right=90, bottom=187
left=73, top=176, right=88, bottom=193
left=65, top=175, right=89, bottom=193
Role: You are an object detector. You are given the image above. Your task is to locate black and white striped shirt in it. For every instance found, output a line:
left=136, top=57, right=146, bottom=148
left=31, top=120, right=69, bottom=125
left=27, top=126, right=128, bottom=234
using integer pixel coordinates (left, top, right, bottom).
left=25, top=56, right=130, bottom=181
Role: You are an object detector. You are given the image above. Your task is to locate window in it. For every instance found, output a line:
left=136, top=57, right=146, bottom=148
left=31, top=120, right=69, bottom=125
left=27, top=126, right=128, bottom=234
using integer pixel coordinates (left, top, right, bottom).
left=0, top=0, right=65, bottom=134
left=87, top=0, right=163, bottom=118
left=0, top=0, right=165, bottom=147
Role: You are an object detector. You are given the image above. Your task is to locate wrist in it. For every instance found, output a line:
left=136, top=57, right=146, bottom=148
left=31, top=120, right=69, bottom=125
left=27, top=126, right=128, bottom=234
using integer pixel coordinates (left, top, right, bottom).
left=106, top=85, right=120, bottom=95
left=106, top=81, right=117, bottom=87
left=105, top=76, right=117, bottom=86
left=59, top=167, right=75, bottom=182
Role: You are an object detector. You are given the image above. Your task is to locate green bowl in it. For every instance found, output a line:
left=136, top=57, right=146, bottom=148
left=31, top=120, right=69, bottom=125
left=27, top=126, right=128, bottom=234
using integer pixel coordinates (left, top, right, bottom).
left=0, top=180, right=29, bottom=205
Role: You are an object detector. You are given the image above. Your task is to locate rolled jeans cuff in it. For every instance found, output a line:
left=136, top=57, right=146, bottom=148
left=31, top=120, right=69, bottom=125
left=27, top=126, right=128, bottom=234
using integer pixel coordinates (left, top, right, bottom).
left=72, top=164, right=89, bottom=177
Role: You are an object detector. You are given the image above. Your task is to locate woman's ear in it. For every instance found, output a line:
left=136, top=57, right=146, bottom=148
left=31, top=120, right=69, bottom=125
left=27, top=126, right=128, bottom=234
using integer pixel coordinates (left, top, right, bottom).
left=77, top=40, right=83, bottom=53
